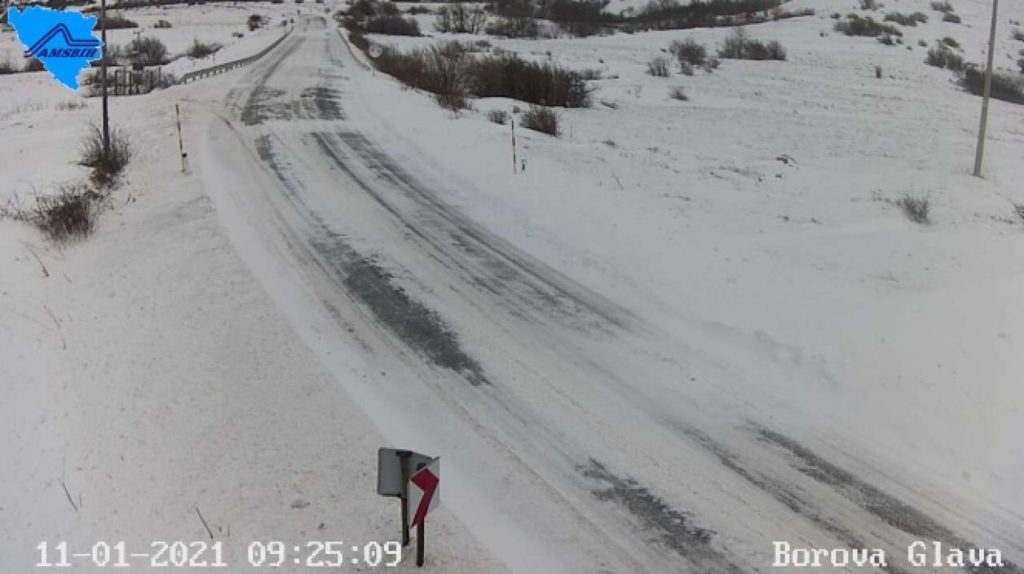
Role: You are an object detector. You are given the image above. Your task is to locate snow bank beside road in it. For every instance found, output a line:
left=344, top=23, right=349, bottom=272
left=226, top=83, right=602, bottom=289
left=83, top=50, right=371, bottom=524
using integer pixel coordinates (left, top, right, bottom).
left=0, top=26, right=503, bottom=574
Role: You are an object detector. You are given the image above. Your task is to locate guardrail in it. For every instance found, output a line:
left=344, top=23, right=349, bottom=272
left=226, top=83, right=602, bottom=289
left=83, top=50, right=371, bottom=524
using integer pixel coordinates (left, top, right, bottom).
left=337, top=28, right=372, bottom=72
left=178, top=28, right=292, bottom=85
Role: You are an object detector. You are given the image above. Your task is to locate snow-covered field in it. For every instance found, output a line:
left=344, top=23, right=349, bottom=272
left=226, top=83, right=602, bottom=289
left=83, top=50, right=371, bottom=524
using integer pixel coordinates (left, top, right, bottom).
left=2, top=0, right=1024, bottom=572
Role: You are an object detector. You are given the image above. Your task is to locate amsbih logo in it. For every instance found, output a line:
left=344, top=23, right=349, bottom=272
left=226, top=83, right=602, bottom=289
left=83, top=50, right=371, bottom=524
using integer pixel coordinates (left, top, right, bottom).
left=8, top=6, right=103, bottom=90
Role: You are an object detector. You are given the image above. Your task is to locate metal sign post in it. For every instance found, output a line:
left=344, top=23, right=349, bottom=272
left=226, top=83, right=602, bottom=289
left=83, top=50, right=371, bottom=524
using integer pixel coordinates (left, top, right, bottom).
left=377, top=448, right=433, bottom=550
left=399, top=452, right=410, bottom=546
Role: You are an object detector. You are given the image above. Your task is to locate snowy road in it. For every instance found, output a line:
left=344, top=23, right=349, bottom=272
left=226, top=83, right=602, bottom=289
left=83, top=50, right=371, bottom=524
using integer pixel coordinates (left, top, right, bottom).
left=201, top=16, right=1022, bottom=574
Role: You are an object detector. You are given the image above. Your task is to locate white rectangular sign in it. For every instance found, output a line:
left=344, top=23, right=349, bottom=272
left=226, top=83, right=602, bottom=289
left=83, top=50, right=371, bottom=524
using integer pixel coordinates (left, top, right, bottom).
left=377, top=448, right=432, bottom=498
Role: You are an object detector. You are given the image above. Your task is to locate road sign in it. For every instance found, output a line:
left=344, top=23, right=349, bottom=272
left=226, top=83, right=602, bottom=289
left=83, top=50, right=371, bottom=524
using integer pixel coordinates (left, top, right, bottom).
left=377, top=448, right=432, bottom=498
left=408, top=458, right=439, bottom=528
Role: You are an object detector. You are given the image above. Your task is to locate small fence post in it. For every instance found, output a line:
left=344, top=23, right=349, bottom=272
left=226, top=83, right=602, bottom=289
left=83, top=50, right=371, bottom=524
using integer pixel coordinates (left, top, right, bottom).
left=176, top=103, right=188, bottom=173
left=511, top=114, right=517, bottom=176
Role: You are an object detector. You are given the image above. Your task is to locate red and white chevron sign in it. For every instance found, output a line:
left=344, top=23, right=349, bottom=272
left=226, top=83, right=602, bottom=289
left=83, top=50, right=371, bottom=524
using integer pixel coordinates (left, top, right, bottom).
left=407, top=458, right=439, bottom=528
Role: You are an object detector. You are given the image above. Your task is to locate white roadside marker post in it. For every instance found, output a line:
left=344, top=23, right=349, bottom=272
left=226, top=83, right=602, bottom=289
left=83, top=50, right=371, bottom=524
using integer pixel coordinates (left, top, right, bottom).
left=973, top=0, right=999, bottom=177
left=511, top=114, right=517, bottom=175
left=176, top=104, right=188, bottom=173
left=377, top=448, right=435, bottom=555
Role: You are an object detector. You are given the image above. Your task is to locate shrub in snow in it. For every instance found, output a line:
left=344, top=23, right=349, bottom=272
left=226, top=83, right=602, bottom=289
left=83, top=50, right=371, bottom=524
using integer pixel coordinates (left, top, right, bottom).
left=521, top=105, right=559, bottom=136
left=668, top=86, right=688, bottom=101
left=940, top=37, right=960, bottom=49
left=930, top=1, right=953, bottom=14
left=154, top=19, right=172, bottom=28
left=56, top=99, right=87, bottom=111
left=366, top=14, right=420, bottom=35
left=884, top=12, right=928, bottom=27
left=875, top=65, right=883, bottom=79
left=435, top=92, right=468, bottom=111
left=668, top=38, right=706, bottom=67
left=1014, top=204, right=1024, bottom=225
left=375, top=43, right=470, bottom=109
left=1013, top=29, right=1024, bottom=42
left=679, top=61, right=694, bottom=76
left=942, top=13, right=961, bottom=24
left=248, top=14, right=264, bottom=31
left=486, top=17, right=538, bottom=38
left=718, top=28, right=786, bottom=61
left=471, top=54, right=593, bottom=107
left=2, top=184, right=104, bottom=243
left=925, top=45, right=963, bottom=71
left=647, top=57, right=670, bottom=77
left=187, top=39, right=222, bottom=59
left=349, top=27, right=370, bottom=52
left=877, top=34, right=897, bottom=46
left=718, top=27, right=747, bottom=58
left=544, top=0, right=608, bottom=38
left=491, top=0, right=534, bottom=19
left=0, top=60, right=16, bottom=75
left=632, top=0, right=786, bottom=30
left=100, top=14, right=138, bottom=29
left=129, top=36, right=169, bottom=65
left=435, top=1, right=487, bottom=34
left=834, top=14, right=902, bottom=38
left=487, top=109, right=508, bottom=124
left=375, top=43, right=593, bottom=110
left=80, top=125, right=133, bottom=188
left=98, top=43, right=125, bottom=67
left=773, top=7, right=814, bottom=21
left=958, top=66, right=1024, bottom=105
left=859, top=0, right=877, bottom=10
left=898, top=194, right=930, bottom=224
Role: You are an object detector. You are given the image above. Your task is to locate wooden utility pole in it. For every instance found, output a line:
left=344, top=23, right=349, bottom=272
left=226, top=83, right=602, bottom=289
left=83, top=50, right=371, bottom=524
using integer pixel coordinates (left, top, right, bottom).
left=973, top=0, right=998, bottom=177
left=100, top=0, right=110, bottom=157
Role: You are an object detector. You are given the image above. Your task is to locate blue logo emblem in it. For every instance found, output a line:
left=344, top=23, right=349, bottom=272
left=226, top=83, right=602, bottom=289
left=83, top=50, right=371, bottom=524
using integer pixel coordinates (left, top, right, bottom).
left=8, top=7, right=104, bottom=90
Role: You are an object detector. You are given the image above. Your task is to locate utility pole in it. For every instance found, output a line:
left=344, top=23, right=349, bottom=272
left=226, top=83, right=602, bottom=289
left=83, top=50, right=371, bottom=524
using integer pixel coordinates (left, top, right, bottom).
left=100, top=0, right=110, bottom=157
left=972, top=0, right=998, bottom=178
